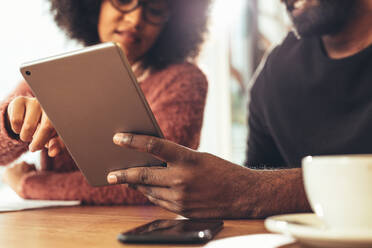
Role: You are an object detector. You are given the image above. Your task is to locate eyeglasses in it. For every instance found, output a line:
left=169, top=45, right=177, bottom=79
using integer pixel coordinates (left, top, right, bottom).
left=109, top=0, right=171, bottom=25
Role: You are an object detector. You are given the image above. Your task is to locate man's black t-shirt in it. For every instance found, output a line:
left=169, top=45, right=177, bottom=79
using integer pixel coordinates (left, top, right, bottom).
left=246, top=32, right=372, bottom=168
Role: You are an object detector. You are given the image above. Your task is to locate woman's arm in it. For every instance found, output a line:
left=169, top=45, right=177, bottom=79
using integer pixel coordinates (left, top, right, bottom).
left=19, top=170, right=150, bottom=205
left=0, top=82, right=33, bottom=165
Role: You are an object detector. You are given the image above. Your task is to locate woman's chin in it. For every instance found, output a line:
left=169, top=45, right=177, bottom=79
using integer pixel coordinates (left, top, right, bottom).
left=126, top=54, right=142, bottom=65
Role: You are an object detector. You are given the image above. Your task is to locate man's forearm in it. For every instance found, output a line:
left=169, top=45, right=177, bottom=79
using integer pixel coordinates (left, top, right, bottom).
left=236, top=168, right=312, bottom=218
left=105, top=133, right=311, bottom=219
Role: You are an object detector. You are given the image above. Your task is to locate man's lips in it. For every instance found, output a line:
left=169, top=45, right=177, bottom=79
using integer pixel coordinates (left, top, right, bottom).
left=114, top=31, right=141, bottom=44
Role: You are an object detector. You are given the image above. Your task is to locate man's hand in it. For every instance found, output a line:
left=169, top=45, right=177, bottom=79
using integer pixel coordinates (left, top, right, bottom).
left=108, top=133, right=262, bottom=219
left=2, top=162, right=36, bottom=197
left=7, top=96, right=65, bottom=157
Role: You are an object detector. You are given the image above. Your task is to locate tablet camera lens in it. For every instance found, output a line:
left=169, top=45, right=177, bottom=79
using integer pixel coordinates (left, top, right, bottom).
left=26, top=71, right=31, bottom=76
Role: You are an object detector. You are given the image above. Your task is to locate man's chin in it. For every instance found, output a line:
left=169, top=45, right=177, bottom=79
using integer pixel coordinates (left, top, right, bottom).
left=287, top=0, right=356, bottom=38
left=292, top=17, right=347, bottom=38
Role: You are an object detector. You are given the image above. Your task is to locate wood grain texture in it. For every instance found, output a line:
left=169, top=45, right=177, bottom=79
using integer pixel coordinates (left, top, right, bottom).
left=0, top=206, right=300, bottom=248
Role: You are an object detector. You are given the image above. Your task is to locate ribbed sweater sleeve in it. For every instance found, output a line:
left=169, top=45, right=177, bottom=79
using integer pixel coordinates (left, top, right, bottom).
left=0, top=82, right=33, bottom=165
left=18, top=63, right=208, bottom=204
left=20, top=170, right=149, bottom=205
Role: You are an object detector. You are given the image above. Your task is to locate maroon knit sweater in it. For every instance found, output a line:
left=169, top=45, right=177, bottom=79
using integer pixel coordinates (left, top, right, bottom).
left=0, top=62, right=207, bottom=205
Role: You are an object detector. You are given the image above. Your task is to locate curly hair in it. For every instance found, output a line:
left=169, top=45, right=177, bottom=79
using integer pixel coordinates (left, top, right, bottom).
left=49, top=0, right=211, bottom=69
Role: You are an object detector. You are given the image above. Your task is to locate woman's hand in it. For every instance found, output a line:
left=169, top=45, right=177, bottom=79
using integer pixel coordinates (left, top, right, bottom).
left=7, top=96, right=64, bottom=157
left=2, top=162, right=36, bottom=197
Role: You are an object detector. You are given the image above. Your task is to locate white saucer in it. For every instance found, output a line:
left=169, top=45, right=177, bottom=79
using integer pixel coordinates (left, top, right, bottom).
left=265, top=213, right=372, bottom=248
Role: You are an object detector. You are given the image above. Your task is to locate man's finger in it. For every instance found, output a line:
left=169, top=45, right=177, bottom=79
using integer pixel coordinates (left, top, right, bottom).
left=146, top=195, right=185, bottom=215
left=113, top=133, right=196, bottom=163
left=135, top=185, right=179, bottom=202
left=107, top=167, right=169, bottom=186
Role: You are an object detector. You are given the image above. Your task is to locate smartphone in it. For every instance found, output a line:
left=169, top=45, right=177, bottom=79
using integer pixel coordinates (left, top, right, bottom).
left=118, top=219, right=224, bottom=244
left=20, top=42, right=165, bottom=186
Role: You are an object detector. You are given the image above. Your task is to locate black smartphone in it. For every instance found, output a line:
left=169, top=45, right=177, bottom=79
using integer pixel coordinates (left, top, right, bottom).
left=118, top=219, right=224, bottom=244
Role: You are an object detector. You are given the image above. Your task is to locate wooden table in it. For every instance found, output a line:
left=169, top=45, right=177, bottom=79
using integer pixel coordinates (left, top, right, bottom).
left=0, top=206, right=300, bottom=248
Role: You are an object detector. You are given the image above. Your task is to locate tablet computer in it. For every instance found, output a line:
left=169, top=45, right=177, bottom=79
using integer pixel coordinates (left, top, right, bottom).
left=20, top=42, right=166, bottom=186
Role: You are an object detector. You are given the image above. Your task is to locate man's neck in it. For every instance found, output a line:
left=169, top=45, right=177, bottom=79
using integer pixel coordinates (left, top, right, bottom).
left=322, top=3, right=372, bottom=59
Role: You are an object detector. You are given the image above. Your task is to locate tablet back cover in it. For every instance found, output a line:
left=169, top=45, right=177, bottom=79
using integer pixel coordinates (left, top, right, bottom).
left=20, top=42, right=165, bottom=186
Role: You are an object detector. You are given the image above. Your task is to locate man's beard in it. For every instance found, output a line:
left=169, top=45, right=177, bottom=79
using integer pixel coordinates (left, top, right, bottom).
left=286, top=0, right=356, bottom=37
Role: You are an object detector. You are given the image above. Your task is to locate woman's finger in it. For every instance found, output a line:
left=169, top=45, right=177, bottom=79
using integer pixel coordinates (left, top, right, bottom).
left=16, top=161, right=37, bottom=172
left=19, top=99, right=42, bottom=142
left=29, top=112, right=56, bottom=152
left=47, top=137, right=62, bottom=157
left=7, top=97, right=26, bottom=134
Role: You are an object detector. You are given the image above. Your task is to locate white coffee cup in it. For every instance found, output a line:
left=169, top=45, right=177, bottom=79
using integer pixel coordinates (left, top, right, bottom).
left=302, top=155, right=372, bottom=231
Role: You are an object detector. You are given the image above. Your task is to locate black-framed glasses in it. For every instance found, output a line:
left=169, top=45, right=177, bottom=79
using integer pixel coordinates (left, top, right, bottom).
left=109, top=0, right=171, bottom=25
